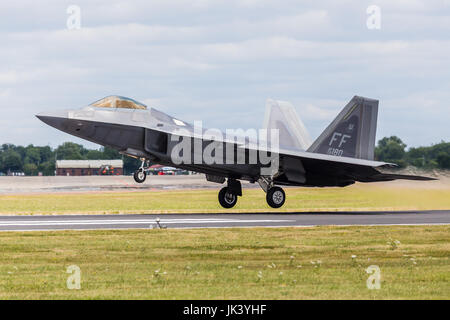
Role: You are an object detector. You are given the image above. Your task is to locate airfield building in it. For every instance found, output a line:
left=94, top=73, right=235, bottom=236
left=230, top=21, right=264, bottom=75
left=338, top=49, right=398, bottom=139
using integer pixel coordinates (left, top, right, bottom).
left=55, top=160, right=124, bottom=176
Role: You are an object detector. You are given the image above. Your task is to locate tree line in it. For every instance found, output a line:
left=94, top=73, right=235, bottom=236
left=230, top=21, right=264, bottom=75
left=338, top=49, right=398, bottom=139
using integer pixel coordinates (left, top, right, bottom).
left=0, top=137, right=449, bottom=176
left=0, top=142, right=140, bottom=176
left=374, top=137, right=450, bottom=169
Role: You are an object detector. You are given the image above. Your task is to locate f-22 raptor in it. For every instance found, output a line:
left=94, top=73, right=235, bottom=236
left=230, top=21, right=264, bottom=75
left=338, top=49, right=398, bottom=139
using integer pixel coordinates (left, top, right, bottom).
left=37, top=95, right=433, bottom=209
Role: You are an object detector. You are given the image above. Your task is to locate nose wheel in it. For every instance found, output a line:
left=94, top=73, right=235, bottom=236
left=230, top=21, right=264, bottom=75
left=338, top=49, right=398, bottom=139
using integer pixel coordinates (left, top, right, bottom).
left=134, top=169, right=147, bottom=183
left=134, top=159, right=150, bottom=183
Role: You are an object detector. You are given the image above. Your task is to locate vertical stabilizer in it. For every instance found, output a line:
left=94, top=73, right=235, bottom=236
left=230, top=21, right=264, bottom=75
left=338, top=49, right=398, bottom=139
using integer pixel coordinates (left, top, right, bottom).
left=307, top=96, right=378, bottom=160
left=263, top=99, right=312, bottom=151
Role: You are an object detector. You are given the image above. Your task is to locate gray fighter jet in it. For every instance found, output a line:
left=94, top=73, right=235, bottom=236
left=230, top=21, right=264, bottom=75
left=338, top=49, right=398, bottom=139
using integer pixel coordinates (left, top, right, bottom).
left=37, top=95, right=434, bottom=209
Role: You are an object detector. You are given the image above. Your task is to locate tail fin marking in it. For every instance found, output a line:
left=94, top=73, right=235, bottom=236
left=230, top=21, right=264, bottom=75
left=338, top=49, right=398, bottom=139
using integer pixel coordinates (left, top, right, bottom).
left=307, top=96, right=378, bottom=160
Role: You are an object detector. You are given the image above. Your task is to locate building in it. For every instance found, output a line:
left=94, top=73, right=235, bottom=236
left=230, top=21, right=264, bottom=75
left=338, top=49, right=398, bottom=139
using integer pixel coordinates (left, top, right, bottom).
left=56, top=160, right=123, bottom=176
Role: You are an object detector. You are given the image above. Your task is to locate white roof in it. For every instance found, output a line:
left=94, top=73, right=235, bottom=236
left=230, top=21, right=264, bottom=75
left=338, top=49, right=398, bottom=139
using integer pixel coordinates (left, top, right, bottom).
left=56, top=160, right=123, bottom=169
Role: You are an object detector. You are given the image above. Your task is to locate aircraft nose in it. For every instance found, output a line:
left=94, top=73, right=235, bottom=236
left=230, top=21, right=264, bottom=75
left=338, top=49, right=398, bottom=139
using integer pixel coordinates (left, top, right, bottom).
left=36, top=110, right=70, bottom=130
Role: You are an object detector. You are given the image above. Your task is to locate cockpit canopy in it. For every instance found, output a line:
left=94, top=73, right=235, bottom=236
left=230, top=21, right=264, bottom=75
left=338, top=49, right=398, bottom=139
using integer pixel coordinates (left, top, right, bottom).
left=89, top=96, right=147, bottom=110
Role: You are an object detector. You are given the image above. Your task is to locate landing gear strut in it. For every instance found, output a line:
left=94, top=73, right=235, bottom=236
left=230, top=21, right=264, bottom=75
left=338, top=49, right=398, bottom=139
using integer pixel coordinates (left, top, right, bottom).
left=134, top=159, right=150, bottom=183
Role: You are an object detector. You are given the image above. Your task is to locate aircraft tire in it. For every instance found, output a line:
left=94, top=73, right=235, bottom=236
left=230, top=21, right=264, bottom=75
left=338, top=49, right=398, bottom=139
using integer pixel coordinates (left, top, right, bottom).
left=266, top=186, right=285, bottom=208
left=134, top=170, right=147, bottom=183
left=218, top=187, right=238, bottom=209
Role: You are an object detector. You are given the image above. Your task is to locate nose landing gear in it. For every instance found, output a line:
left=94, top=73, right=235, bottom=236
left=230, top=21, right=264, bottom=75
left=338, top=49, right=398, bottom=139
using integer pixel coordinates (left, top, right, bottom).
left=134, top=169, right=147, bottom=183
left=134, top=159, right=150, bottom=183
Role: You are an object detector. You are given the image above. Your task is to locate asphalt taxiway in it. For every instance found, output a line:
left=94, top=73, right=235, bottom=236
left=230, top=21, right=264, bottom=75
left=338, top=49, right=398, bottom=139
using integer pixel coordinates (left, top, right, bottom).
left=0, top=210, right=448, bottom=231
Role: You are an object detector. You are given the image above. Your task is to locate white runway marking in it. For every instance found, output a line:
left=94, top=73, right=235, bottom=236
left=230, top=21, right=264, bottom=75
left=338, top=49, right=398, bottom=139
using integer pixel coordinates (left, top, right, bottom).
left=0, top=218, right=294, bottom=227
left=0, top=211, right=448, bottom=231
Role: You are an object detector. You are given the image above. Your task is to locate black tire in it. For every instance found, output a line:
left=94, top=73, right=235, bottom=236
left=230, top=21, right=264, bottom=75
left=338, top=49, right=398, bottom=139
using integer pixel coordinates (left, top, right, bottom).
left=266, top=187, right=285, bottom=208
left=218, top=187, right=238, bottom=209
left=134, top=170, right=146, bottom=183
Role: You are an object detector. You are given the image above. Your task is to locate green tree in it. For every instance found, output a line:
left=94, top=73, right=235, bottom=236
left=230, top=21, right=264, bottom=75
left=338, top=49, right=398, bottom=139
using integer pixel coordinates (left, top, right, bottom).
left=55, top=142, right=85, bottom=160
left=15, top=145, right=26, bottom=160
left=38, top=161, right=56, bottom=176
left=406, top=141, right=450, bottom=169
left=436, top=152, right=450, bottom=169
left=1, top=149, right=23, bottom=172
left=25, top=145, right=41, bottom=166
left=86, top=150, right=105, bottom=160
left=375, top=136, right=407, bottom=167
left=103, top=147, right=121, bottom=159
left=406, top=146, right=428, bottom=167
left=39, top=146, right=54, bottom=163
left=23, top=163, right=38, bottom=176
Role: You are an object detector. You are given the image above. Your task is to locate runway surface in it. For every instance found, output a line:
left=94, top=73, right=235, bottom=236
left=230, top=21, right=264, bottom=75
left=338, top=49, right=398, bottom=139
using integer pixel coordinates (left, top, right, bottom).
left=0, top=210, right=449, bottom=231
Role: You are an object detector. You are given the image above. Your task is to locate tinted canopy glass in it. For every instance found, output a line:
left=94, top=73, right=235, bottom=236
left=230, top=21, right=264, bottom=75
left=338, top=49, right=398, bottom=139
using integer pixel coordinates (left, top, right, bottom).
left=90, top=96, right=147, bottom=110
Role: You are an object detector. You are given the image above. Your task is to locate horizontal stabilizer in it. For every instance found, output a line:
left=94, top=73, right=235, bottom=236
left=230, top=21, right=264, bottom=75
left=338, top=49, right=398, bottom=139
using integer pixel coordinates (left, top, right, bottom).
left=370, top=173, right=437, bottom=182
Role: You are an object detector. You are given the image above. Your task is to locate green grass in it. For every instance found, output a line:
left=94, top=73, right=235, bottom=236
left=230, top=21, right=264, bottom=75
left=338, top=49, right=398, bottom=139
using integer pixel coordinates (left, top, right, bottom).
left=0, top=226, right=448, bottom=299
left=0, top=184, right=449, bottom=214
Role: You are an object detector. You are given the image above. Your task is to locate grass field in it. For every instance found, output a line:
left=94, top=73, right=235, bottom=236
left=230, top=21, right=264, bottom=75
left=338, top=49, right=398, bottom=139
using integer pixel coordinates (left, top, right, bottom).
left=0, top=183, right=449, bottom=214
left=0, top=225, right=448, bottom=299
left=0, top=181, right=448, bottom=299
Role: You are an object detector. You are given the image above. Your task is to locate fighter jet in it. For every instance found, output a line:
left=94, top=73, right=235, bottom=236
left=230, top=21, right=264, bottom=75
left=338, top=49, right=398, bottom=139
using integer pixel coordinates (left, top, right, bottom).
left=37, top=95, right=434, bottom=209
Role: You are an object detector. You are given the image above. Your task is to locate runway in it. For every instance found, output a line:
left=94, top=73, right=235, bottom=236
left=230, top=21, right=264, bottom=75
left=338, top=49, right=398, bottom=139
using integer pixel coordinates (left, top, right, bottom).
left=0, top=210, right=448, bottom=231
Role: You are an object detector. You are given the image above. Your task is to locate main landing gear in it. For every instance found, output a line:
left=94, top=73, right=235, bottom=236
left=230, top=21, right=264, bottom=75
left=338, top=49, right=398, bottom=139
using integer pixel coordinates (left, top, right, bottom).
left=266, top=186, right=285, bottom=208
left=218, top=179, right=242, bottom=209
left=256, top=176, right=286, bottom=208
left=134, top=159, right=150, bottom=183
left=217, top=177, right=286, bottom=209
left=218, top=187, right=238, bottom=208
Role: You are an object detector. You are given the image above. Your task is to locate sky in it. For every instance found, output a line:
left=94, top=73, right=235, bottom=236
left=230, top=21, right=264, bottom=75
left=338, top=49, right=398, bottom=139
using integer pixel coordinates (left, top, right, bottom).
left=0, top=0, right=449, bottom=149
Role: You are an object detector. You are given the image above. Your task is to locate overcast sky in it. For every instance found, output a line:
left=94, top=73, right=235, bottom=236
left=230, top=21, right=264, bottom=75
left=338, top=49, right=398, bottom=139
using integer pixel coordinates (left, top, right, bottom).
left=0, top=0, right=449, bottom=149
